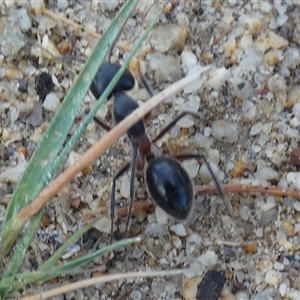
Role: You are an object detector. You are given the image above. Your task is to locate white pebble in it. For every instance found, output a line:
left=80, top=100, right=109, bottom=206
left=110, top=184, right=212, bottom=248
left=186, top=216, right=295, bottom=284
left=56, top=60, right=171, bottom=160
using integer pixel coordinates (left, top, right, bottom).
left=170, top=223, right=186, bottom=237
left=265, top=270, right=282, bottom=287
left=211, top=120, right=238, bottom=142
left=43, top=92, right=60, bottom=112
left=268, top=74, right=287, bottom=93
left=233, top=78, right=254, bottom=100
left=293, top=201, right=300, bottom=212
left=256, top=228, right=264, bottom=238
left=260, top=1, right=272, bottom=13
left=13, top=8, right=32, bottom=32
left=292, top=103, right=300, bottom=119
left=57, top=0, right=69, bottom=10
left=120, top=174, right=130, bottom=198
left=239, top=47, right=264, bottom=72
left=206, top=67, right=231, bottom=91
left=181, top=50, right=197, bottom=73
left=286, top=289, right=300, bottom=300
left=236, top=291, right=249, bottom=300
left=204, top=127, right=212, bottom=137
left=194, top=133, right=213, bottom=149
left=277, top=230, right=287, bottom=243
left=275, top=1, right=287, bottom=15
left=240, top=34, right=253, bottom=51
left=182, top=159, right=199, bottom=179
left=294, top=223, right=300, bottom=233
left=199, top=161, right=219, bottom=184
left=93, top=216, right=111, bottom=234
left=250, top=122, right=263, bottom=136
left=171, top=235, right=182, bottom=250
left=10, top=107, right=19, bottom=123
left=267, top=30, right=288, bottom=50
left=240, top=204, right=251, bottom=221
left=186, top=233, right=203, bottom=246
left=155, top=206, right=169, bottom=225
left=198, top=250, right=218, bottom=268
left=287, top=172, right=300, bottom=190
left=274, top=261, right=284, bottom=271
left=100, top=0, right=119, bottom=11
left=284, top=48, right=300, bottom=69
left=277, top=14, right=288, bottom=27
left=130, top=290, right=142, bottom=300
left=255, top=167, right=278, bottom=182
left=279, top=283, right=287, bottom=297
left=144, top=223, right=168, bottom=236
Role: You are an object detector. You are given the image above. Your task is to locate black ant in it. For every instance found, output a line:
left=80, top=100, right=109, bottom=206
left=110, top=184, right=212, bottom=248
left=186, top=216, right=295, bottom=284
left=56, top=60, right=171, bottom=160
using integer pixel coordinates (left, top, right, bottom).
left=90, top=61, right=231, bottom=243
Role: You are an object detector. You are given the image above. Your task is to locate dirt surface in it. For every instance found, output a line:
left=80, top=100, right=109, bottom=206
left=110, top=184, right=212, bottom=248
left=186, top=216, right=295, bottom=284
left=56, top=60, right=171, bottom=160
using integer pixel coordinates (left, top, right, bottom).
left=1, top=1, right=300, bottom=299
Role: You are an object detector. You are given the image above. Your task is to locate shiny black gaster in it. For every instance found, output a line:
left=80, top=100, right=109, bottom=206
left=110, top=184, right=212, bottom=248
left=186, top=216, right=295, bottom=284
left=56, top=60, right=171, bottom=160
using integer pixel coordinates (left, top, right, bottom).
left=146, top=157, right=194, bottom=220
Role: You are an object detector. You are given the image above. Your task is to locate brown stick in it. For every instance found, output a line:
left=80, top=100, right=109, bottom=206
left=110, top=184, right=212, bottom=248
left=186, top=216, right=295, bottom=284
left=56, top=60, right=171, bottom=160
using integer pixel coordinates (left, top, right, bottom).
left=195, top=184, right=300, bottom=199
left=115, top=184, right=300, bottom=218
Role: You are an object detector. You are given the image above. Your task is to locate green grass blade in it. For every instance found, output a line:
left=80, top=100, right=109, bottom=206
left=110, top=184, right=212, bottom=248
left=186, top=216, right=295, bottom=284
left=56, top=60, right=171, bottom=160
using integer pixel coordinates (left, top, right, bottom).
left=50, top=237, right=140, bottom=273
left=0, top=210, right=43, bottom=299
left=0, top=0, right=137, bottom=256
left=0, top=237, right=140, bottom=293
left=38, top=222, right=94, bottom=271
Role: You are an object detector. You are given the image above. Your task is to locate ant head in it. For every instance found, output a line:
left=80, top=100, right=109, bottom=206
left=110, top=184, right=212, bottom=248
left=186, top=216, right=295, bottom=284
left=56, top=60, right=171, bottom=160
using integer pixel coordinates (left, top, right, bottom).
left=90, top=62, right=135, bottom=100
left=145, top=157, right=194, bottom=220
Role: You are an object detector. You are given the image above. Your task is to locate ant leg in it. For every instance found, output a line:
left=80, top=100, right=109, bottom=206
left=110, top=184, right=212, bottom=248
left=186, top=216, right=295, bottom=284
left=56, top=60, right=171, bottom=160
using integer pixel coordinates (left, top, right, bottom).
left=138, top=60, right=154, bottom=97
left=93, top=116, right=111, bottom=131
left=124, top=141, right=138, bottom=237
left=110, top=162, right=131, bottom=244
left=152, top=111, right=205, bottom=143
left=175, top=153, right=232, bottom=215
left=140, top=72, right=154, bottom=97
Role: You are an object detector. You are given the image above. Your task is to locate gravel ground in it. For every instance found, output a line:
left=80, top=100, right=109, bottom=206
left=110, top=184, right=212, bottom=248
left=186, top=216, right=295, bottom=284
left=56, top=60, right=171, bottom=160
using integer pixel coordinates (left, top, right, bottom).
left=1, top=1, right=300, bottom=299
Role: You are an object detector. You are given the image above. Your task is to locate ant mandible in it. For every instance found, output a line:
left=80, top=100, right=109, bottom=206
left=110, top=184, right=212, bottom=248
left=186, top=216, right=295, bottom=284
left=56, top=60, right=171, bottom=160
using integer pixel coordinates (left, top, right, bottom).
left=90, top=61, right=230, bottom=243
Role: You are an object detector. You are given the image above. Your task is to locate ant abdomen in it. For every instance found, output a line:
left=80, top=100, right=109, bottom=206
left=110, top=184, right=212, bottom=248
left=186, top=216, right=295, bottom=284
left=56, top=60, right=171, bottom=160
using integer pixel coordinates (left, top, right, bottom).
left=145, top=157, right=194, bottom=220
left=90, top=62, right=135, bottom=100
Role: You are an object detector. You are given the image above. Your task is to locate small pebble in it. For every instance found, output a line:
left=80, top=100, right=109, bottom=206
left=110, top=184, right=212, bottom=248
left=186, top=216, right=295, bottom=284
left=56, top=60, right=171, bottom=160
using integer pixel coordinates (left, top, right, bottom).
left=170, top=223, right=186, bottom=237
left=43, top=92, right=60, bottom=112
left=250, top=122, right=263, bottom=136
left=265, top=270, right=282, bottom=287
left=294, top=201, right=300, bottom=212
left=144, top=223, right=168, bottom=236
left=150, top=24, right=188, bottom=53
left=198, top=250, right=218, bottom=268
left=274, top=262, right=284, bottom=271
left=130, top=290, right=142, bottom=300
left=260, top=207, right=278, bottom=227
left=279, top=283, right=287, bottom=296
left=256, top=228, right=264, bottom=238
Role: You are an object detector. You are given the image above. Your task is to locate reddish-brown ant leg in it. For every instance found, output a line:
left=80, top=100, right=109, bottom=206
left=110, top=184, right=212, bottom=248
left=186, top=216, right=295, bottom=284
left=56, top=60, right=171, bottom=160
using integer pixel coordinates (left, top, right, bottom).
left=124, top=141, right=139, bottom=237
left=152, top=111, right=205, bottom=143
